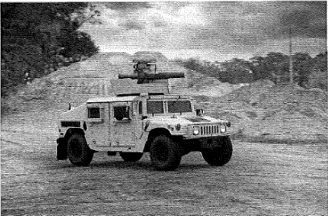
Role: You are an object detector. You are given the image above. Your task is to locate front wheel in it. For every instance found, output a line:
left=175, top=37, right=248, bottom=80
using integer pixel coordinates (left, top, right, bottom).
left=202, top=136, right=232, bottom=166
left=120, top=152, right=143, bottom=162
left=67, top=134, right=94, bottom=166
left=150, top=135, right=182, bottom=170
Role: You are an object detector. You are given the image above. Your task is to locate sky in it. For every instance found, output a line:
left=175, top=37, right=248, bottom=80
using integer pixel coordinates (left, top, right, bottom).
left=81, top=1, right=327, bottom=62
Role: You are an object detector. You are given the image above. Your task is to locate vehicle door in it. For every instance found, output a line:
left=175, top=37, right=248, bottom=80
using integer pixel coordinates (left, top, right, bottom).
left=110, top=101, right=137, bottom=146
left=85, top=102, right=109, bottom=146
left=133, top=100, right=146, bottom=147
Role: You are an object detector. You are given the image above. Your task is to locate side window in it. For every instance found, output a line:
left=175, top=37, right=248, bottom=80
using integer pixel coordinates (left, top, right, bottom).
left=114, top=106, right=130, bottom=120
left=147, top=101, right=164, bottom=114
left=87, top=103, right=103, bottom=122
left=88, top=107, right=100, bottom=118
left=139, top=102, right=143, bottom=114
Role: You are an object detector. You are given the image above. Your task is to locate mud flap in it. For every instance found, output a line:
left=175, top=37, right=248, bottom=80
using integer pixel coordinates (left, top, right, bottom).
left=56, top=138, right=67, bottom=160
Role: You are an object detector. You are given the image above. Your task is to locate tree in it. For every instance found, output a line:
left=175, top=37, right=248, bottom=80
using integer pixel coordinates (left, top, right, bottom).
left=1, top=3, right=99, bottom=96
left=221, top=58, right=253, bottom=84
left=249, top=56, right=270, bottom=80
left=292, top=53, right=312, bottom=87
left=307, top=52, right=327, bottom=90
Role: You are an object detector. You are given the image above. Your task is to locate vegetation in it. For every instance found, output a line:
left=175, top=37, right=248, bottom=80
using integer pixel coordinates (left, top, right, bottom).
left=1, top=3, right=99, bottom=96
left=182, top=52, right=327, bottom=90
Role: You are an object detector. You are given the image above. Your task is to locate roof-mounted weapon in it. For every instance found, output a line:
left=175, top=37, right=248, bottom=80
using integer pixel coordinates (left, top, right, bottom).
left=111, top=60, right=185, bottom=96
left=118, top=72, right=185, bottom=84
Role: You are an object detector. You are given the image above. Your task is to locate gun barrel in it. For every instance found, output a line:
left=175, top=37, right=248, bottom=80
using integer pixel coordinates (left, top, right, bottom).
left=118, top=72, right=185, bottom=80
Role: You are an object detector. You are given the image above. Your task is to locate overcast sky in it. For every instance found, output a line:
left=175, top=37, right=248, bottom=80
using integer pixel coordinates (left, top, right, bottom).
left=81, top=1, right=327, bottom=61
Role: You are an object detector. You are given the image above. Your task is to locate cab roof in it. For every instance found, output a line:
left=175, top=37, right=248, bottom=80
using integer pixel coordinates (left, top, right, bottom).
left=86, top=94, right=192, bottom=103
left=87, top=96, right=137, bottom=103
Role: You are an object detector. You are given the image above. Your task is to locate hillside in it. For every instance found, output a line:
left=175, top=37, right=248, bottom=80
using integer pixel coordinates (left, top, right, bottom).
left=2, top=51, right=327, bottom=143
left=199, top=80, right=328, bottom=142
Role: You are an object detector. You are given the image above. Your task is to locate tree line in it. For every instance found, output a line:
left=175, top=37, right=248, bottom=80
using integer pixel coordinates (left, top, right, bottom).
left=1, top=3, right=99, bottom=96
left=182, top=52, right=327, bottom=91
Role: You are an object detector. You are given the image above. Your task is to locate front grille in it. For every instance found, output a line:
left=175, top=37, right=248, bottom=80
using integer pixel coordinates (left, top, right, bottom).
left=199, top=124, right=220, bottom=136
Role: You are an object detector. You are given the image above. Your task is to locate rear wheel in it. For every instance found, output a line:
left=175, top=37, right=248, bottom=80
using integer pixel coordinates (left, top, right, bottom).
left=202, top=136, right=232, bottom=166
left=120, top=152, right=143, bottom=162
left=150, top=135, right=181, bottom=170
left=67, top=134, right=94, bottom=166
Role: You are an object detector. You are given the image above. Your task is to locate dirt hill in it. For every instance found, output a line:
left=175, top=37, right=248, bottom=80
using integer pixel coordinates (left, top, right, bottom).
left=2, top=52, right=327, bottom=143
left=132, top=51, right=168, bottom=62
left=200, top=80, right=328, bottom=143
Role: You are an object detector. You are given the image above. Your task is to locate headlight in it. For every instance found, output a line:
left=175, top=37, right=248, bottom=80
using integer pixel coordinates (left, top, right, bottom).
left=220, top=125, right=226, bottom=133
left=193, top=126, right=199, bottom=135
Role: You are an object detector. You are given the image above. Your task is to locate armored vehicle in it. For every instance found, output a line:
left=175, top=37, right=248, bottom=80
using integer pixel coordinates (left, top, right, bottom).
left=56, top=60, right=233, bottom=170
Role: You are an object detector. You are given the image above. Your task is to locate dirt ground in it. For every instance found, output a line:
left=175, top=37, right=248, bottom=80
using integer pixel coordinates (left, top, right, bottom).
left=1, top=112, right=327, bottom=216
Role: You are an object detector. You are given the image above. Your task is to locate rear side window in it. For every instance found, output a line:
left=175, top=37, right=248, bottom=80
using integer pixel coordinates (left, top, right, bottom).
left=88, top=107, right=100, bottom=118
left=168, top=101, right=192, bottom=113
left=147, top=101, right=164, bottom=114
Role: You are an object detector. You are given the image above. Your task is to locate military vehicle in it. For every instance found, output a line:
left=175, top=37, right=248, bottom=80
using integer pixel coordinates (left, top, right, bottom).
left=56, top=59, right=233, bottom=170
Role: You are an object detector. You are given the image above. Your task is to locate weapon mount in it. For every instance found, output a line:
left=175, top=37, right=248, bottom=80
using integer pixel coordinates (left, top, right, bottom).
left=112, top=72, right=185, bottom=96
left=118, top=72, right=185, bottom=83
left=111, top=59, right=185, bottom=96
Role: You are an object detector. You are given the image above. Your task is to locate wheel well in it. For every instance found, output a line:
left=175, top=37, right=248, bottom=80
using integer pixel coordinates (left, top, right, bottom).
left=64, top=128, right=85, bottom=141
left=143, top=128, right=170, bottom=152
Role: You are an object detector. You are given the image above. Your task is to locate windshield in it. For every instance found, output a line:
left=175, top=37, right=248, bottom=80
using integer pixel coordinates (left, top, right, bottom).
left=168, top=100, right=192, bottom=113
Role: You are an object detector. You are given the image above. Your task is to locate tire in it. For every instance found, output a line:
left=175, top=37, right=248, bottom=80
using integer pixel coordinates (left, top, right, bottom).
left=120, top=152, right=143, bottom=162
left=202, top=136, right=233, bottom=166
left=67, top=134, right=94, bottom=166
left=150, top=135, right=182, bottom=170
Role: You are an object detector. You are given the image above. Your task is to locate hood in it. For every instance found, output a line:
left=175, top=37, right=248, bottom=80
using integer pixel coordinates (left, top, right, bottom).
left=59, top=104, right=86, bottom=121
left=148, top=115, right=223, bottom=126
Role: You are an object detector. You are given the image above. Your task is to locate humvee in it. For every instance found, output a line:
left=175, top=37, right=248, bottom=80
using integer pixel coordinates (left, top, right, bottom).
left=56, top=60, right=233, bottom=170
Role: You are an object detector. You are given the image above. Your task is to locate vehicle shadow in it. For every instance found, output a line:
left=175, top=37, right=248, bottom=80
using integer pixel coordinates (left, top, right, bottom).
left=57, top=160, right=213, bottom=172
left=90, top=160, right=153, bottom=170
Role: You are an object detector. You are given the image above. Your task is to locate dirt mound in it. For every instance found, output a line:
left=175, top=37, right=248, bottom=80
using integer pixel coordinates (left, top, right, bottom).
left=203, top=80, right=328, bottom=143
left=4, top=53, right=236, bottom=114
left=171, top=69, right=245, bottom=97
left=1, top=52, right=132, bottom=113
left=88, top=52, right=132, bottom=63
left=3, top=51, right=326, bottom=144
left=132, top=51, right=168, bottom=62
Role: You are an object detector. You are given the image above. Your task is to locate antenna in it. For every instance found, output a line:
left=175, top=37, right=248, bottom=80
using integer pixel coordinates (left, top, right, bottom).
left=289, top=25, right=293, bottom=84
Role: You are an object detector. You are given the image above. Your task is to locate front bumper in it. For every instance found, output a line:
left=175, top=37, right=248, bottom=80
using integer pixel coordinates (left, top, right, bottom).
left=181, top=136, right=230, bottom=152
